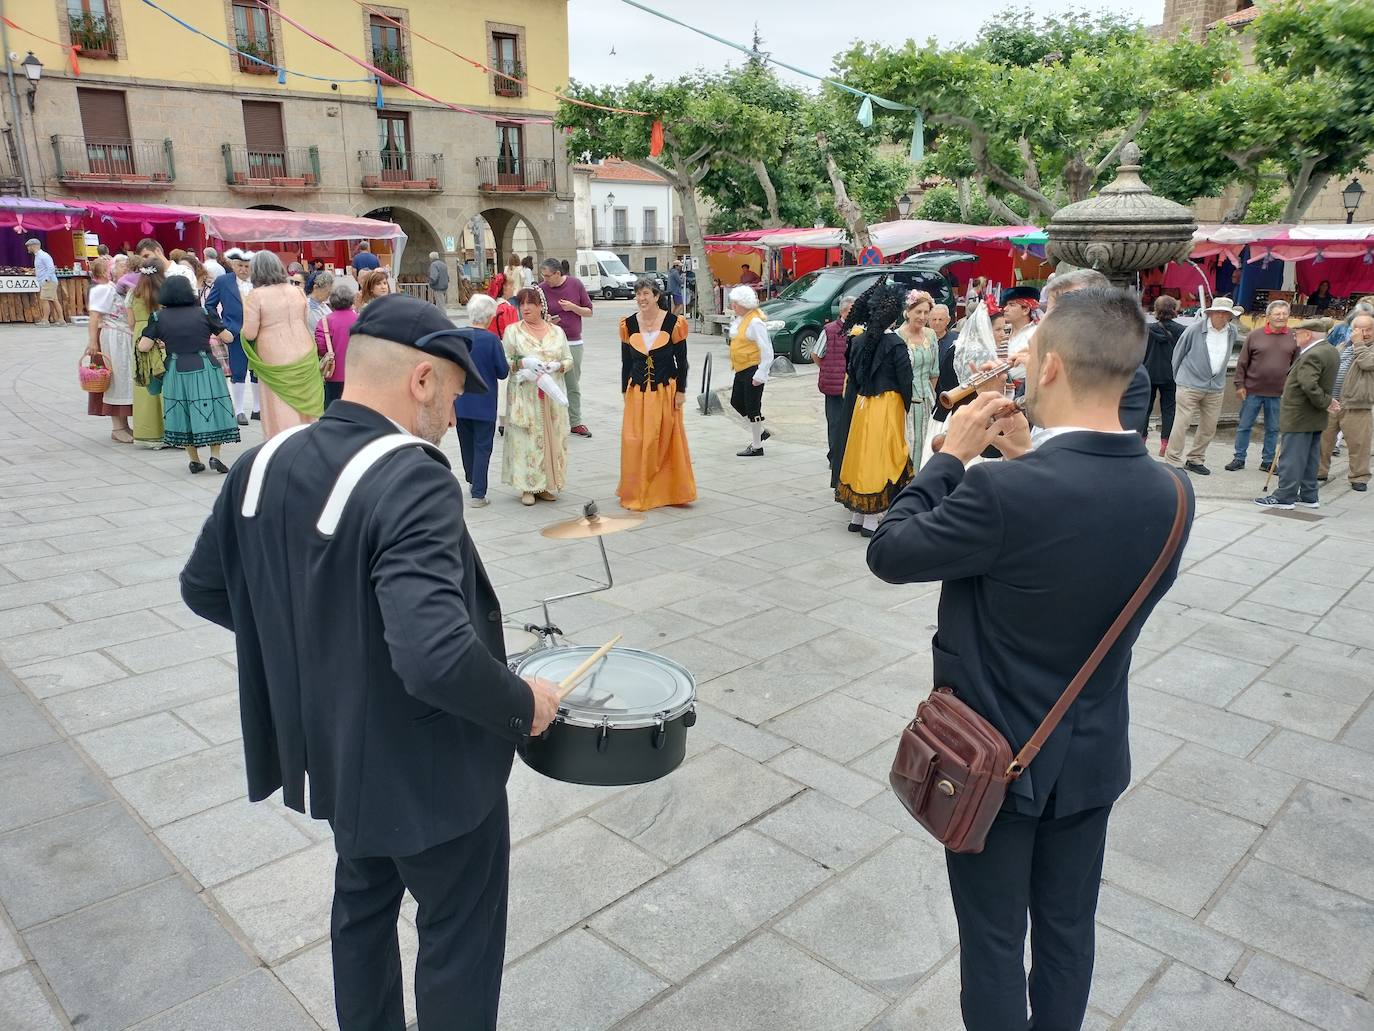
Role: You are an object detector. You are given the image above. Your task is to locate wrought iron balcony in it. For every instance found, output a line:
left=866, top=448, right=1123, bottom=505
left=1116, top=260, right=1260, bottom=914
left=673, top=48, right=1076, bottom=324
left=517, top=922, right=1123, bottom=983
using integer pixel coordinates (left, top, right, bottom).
left=222, top=144, right=320, bottom=188
left=476, top=156, right=555, bottom=193
left=373, top=47, right=409, bottom=83
left=358, top=150, right=443, bottom=192
left=612, top=230, right=636, bottom=246
left=493, top=59, right=524, bottom=98
left=52, top=136, right=174, bottom=188
left=68, top=12, right=117, bottom=59
left=236, top=38, right=276, bottom=75
left=641, top=231, right=666, bottom=245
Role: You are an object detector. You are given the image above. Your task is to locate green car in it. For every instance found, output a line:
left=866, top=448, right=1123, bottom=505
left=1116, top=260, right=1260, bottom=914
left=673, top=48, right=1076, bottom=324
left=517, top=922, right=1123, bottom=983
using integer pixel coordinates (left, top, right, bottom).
left=761, top=251, right=975, bottom=363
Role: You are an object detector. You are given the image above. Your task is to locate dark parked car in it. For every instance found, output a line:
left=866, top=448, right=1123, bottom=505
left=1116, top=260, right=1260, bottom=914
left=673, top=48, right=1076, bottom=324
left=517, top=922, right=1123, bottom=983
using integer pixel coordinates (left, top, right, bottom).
left=760, top=251, right=975, bottom=363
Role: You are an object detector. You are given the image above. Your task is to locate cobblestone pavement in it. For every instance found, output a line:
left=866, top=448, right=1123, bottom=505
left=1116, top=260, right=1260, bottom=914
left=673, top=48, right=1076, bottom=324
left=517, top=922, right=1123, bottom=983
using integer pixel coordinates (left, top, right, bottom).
left=2, top=309, right=1373, bottom=1031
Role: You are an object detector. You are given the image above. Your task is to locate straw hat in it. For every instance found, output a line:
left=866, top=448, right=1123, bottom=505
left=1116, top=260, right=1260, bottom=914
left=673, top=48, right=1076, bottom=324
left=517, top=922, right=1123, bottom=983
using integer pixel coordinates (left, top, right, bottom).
left=1202, top=296, right=1243, bottom=316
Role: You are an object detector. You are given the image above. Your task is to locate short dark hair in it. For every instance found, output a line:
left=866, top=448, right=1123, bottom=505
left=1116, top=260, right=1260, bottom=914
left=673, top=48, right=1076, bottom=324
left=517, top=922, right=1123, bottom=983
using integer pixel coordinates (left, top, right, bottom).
left=633, top=277, right=662, bottom=296
left=539, top=258, right=562, bottom=275
left=1036, top=286, right=1145, bottom=398
left=158, top=274, right=198, bottom=307
left=136, top=237, right=162, bottom=254
left=1153, top=294, right=1179, bottom=319
left=514, top=287, right=545, bottom=310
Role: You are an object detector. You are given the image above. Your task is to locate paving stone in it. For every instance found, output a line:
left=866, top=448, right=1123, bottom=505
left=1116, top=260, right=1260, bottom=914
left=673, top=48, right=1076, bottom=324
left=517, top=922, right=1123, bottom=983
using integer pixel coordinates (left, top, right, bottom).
left=1189, top=552, right=1286, bottom=587
left=506, top=818, right=664, bottom=961
left=1246, top=576, right=1348, bottom=617
left=1342, top=704, right=1374, bottom=754
left=1262, top=646, right=1374, bottom=706
left=864, top=953, right=963, bottom=1031
left=0, top=694, right=57, bottom=757
left=1133, top=607, right=1206, bottom=652
left=114, top=742, right=247, bottom=827
left=499, top=929, right=666, bottom=1031
left=51, top=580, right=183, bottom=623
left=0, top=604, right=67, bottom=639
left=1105, top=786, right=1261, bottom=917
left=211, top=841, right=337, bottom=964
left=75, top=712, right=208, bottom=777
left=102, top=625, right=237, bottom=674
left=44, top=657, right=237, bottom=735
left=1256, top=730, right=1374, bottom=801
left=765, top=746, right=884, bottom=807
left=592, top=827, right=828, bottom=981
left=1145, top=742, right=1298, bottom=825
left=0, top=741, right=108, bottom=834
left=159, top=798, right=314, bottom=888
left=700, top=607, right=838, bottom=661
left=591, top=745, right=801, bottom=865
left=1228, top=680, right=1360, bottom=740
left=170, top=691, right=244, bottom=744
left=616, top=932, right=884, bottom=1031
left=776, top=835, right=958, bottom=996
left=271, top=940, right=343, bottom=1031
left=1184, top=619, right=1295, bottom=666
left=841, top=653, right=932, bottom=718
left=0, top=801, right=173, bottom=929
left=1132, top=645, right=1266, bottom=707
left=755, top=790, right=896, bottom=872
left=663, top=589, right=775, bottom=629
left=1227, top=599, right=1319, bottom=633
left=1088, top=925, right=1167, bottom=1016
left=1235, top=953, right=1374, bottom=1031
left=505, top=759, right=624, bottom=846
left=11, top=649, right=125, bottom=698
left=650, top=636, right=755, bottom=686
left=0, top=968, right=64, bottom=1031
left=1255, top=782, right=1374, bottom=902
left=1222, top=534, right=1314, bottom=565
left=1309, top=605, right=1374, bottom=648
left=1130, top=686, right=1273, bottom=757
left=128, top=968, right=318, bottom=1031
left=0, top=609, right=175, bottom=666
left=689, top=703, right=790, bottom=761
left=1126, top=722, right=1184, bottom=789
left=25, top=877, right=253, bottom=1031
left=0, top=923, right=22, bottom=975
left=762, top=692, right=905, bottom=763
left=1163, top=572, right=1252, bottom=612
left=1123, top=963, right=1313, bottom=1031
left=1207, top=860, right=1374, bottom=989
left=561, top=607, right=711, bottom=652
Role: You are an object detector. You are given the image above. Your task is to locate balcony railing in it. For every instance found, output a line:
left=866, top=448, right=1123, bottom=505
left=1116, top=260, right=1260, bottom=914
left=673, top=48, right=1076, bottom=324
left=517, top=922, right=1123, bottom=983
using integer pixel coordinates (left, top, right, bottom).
left=236, top=38, right=276, bottom=75
left=222, top=144, right=320, bottom=188
left=641, top=231, right=665, bottom=245
left=493, top=59, right=524, bottom=98
left=612, top=230, right=636, bottom=246
left=358, top=150, right=444, bottom=192
left=68, top=13, right=117, bottom=59
left=373, top=47, right=409, bottom=83
left=476, top=156, right=554, bottom=193
left=0, top=130, right=25, bottom=195
left=53, top=136, right=174, bottom=188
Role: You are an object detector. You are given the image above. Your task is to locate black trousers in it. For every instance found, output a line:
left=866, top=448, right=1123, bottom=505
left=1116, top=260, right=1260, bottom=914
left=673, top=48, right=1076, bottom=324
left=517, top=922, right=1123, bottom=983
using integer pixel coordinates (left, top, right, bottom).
left=332, top=796, right=510, bottom=1031
left=1141, top=382, right=1176, bottom=442
left=824, top=393, right=845, bottom=478
left=455, top=417, right=497, bottom=500
left=730, top=366, right=765, bottom=421
left=945, top=804, right=1111, bottom=1031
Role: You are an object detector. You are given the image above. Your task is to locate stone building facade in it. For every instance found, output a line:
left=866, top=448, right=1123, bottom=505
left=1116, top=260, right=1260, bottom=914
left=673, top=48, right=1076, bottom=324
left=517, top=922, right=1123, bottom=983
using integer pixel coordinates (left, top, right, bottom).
left=13, top=0, right=576, bottom=277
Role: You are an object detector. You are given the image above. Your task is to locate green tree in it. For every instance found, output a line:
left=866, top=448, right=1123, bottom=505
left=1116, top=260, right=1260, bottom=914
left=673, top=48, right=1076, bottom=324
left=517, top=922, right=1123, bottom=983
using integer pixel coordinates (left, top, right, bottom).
left=835, top=8, right=1231, bottom=221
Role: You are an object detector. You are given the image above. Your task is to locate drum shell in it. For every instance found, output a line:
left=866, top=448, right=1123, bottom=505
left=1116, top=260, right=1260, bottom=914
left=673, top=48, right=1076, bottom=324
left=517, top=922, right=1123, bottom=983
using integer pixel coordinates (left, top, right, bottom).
left=520, top=709, right=693, bottom=786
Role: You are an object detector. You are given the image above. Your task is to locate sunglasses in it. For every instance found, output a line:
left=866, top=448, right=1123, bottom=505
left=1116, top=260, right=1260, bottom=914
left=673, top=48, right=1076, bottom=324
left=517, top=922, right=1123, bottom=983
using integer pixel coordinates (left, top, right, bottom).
left=290, top=278, right=305, bottom=285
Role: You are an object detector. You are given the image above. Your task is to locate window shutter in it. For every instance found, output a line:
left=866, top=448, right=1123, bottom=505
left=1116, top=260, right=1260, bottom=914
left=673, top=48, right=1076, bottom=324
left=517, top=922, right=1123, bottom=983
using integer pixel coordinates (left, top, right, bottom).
left=77, top=88, right=132, bottom=142
left=242, top=101, right=286, bottom=152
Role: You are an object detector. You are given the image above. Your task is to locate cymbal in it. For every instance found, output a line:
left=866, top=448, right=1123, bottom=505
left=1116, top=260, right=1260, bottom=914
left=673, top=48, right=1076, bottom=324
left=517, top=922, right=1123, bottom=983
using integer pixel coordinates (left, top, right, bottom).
left=541, top=511, right=645, bottom=540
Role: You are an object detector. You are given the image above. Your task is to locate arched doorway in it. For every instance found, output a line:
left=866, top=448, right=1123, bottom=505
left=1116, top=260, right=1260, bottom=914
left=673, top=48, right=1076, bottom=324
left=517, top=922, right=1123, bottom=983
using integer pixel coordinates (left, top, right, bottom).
left=360, top=204, right=443, bottom=278
left=462, top=207, right=544, bottom=279
left=247, top=204, right=294, bottom=212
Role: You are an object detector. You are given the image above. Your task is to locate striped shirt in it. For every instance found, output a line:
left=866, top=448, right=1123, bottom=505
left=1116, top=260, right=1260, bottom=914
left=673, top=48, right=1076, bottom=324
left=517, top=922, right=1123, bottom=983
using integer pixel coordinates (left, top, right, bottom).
left=1333, top=343, right=1356, bottom=399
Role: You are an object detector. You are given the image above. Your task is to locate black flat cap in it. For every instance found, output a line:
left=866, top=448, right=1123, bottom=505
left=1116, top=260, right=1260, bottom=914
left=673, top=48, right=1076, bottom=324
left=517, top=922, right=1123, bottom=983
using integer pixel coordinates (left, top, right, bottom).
left=352, top=294, right=489, bottom=393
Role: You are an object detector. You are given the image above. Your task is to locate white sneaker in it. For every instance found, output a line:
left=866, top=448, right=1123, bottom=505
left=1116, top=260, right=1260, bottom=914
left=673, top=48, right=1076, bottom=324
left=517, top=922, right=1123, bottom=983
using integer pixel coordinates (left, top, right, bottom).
left=469, top=497, right=490, bottom=508
left=1296, top=499, right=1320, bottom=509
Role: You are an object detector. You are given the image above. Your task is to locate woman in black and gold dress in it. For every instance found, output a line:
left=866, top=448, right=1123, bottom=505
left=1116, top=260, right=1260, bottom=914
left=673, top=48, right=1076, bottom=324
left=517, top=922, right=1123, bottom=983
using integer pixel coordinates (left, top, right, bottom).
left=617, top=277, right=697, bottom=510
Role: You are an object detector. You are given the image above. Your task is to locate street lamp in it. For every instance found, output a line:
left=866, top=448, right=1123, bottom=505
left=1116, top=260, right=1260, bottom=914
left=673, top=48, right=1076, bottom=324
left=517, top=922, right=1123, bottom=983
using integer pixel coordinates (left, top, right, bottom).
left=20, top=51, right=41, bottom=114
left=896, top=192, right=912, bottom=219
left=1342, top=178, right=1365, bottom=224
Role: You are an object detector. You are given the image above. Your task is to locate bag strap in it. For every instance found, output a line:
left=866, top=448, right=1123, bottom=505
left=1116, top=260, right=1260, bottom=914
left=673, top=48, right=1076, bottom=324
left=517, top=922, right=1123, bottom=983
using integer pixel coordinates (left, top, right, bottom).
left=321, top=315, right=335, bottom=357
left=1007, top=469, right=1188, bottom=779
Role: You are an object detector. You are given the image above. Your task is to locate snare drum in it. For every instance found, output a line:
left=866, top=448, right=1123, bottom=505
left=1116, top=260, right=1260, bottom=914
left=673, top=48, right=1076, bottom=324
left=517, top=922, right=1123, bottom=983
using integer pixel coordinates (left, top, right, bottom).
left=514, top=646, right=697, bottom=786
left=503, top=626, right=541, bottom=671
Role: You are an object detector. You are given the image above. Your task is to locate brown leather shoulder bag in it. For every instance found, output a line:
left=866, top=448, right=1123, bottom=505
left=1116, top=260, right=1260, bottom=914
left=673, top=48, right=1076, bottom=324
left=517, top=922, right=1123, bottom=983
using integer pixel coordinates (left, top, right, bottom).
left=889, top=471, right=1187, bottom=854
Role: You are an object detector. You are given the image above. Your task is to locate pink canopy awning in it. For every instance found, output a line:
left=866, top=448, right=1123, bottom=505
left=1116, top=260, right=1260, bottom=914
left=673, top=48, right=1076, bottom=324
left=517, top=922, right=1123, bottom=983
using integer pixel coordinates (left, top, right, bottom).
left=1191, top=223, right=1374, bottom=264
left=196, top=207, right=406, bottom=243
left=0, top=196, right=89, bottom=232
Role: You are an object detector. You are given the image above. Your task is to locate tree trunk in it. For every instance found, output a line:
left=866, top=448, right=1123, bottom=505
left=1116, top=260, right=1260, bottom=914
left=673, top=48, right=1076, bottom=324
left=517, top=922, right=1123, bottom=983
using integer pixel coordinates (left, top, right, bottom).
left=985, top=192, right=1024, bottom=225
left=1282, top=159, right=1331, bottom=223
left=957, top=177, right=972, bottom=221
left=817, top=131, right=872, bottom=254
left=750, top=157, right=782, bottom=228
left=1221, top=181, right=1257, bottom=224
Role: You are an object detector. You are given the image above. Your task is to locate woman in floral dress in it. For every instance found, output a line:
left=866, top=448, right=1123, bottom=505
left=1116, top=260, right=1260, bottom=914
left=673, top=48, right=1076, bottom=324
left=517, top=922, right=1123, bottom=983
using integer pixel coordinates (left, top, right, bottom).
left=501, top=288, right=574, bottom=505
left=83, top=257, right=135, bottom=443
left=896, top=290, right=940, bottom=470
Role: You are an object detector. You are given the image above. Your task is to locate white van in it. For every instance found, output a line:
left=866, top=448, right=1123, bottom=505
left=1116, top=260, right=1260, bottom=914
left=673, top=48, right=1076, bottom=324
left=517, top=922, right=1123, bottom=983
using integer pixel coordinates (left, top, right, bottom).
left=575, top=249, right=636, bottom=299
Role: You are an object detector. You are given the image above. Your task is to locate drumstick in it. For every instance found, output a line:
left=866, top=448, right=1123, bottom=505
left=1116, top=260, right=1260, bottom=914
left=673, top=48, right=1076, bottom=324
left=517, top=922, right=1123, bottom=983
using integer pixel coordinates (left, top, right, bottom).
left=556, top=634, right=622, bottom=701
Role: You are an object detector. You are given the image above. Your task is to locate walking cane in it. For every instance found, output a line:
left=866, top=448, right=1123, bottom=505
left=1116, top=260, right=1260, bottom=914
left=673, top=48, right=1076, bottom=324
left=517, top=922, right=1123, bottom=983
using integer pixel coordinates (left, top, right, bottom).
left=1263, top=439, right=1282, bottom=493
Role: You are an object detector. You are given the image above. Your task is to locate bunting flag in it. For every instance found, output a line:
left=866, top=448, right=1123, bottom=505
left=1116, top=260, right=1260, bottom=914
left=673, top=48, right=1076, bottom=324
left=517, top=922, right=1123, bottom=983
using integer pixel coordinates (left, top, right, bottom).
left=650, top=120, right=665, bottom=157
left=2, top=17, right=81, bottom=75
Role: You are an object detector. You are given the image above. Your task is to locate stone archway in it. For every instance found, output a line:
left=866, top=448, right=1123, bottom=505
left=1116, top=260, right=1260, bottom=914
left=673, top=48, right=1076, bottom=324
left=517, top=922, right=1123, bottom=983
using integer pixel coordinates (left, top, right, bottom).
left=247, top=204, right=294, bottom=212
left=360, top=204, right=443, bottom=278
left=477, top=207, right=545, bottom=271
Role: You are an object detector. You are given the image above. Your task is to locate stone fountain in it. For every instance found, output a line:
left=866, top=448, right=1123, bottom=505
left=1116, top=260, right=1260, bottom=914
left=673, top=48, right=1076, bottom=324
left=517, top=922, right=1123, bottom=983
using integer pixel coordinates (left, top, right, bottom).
left=1046, top=142, right=1197, bottom=287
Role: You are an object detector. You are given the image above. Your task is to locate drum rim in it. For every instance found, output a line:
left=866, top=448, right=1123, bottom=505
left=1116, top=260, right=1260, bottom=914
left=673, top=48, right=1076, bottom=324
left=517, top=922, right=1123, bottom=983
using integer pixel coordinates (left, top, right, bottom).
left=514, top=644, right=697, bottom=729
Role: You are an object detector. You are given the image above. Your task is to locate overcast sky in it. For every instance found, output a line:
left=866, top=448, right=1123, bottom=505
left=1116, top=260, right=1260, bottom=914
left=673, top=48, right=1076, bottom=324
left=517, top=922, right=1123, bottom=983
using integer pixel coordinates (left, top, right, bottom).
left=567, top=1, right=1167, bottom=87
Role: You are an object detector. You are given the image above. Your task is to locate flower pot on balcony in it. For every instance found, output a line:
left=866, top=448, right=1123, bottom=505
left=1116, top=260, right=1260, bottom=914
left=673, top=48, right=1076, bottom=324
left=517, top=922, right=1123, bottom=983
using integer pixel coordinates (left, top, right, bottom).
left=151, top=172, right=171, bottom=182
left=303, top=173, right=317, bottom=186
left=121, top=174, right=151, bottom=183
left=426, top=177, right=439, bottom=189
left=246, top=177, right=273, bottom=187
left=530, top=181, right=550, bottom=192
left=272, top=177, right=307, bottom=187
left=403, top=180, right=429, bottom=190
left=233, top=172, right=247, bottom=184
left=62, top=169, right=81, bottom=180
left=241, top=62, right=275, bottom=75
left=362, top=175, right=380, bottom=188
left=79, top=47, right=112, bottom=60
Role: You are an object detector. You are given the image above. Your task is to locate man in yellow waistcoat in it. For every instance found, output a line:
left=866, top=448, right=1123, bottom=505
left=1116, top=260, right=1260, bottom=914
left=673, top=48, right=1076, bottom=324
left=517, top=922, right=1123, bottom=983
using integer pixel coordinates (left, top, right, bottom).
left=727, top=285, right=775, bottom=456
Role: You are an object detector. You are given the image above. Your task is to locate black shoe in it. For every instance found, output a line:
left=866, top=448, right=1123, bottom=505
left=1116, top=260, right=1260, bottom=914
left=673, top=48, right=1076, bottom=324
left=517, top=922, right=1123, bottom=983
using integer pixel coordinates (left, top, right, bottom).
left=250, top=411, right=261, bottom=421
left=1224, top=459, right=1245, bottom=472
left=1259, top=460, right=1273, bottom=473
left=1354, top=482, right=1369, bottom=493
left=737, top=445, right=764, bottom=457
left=1184, top=462, right=1211, bottom=476
left=188, top=461, right=206, bottom=474
left=236, top=413, right=249, bottom=427
left=847, top=522, right=862, bottom=533
left=859, top=526, right=875, bottom=538
left=208, top=457, right=229, bottom=474
left=1317, top=475, right=1329, bottom=483
left=761, top=429, right=771, bottom=441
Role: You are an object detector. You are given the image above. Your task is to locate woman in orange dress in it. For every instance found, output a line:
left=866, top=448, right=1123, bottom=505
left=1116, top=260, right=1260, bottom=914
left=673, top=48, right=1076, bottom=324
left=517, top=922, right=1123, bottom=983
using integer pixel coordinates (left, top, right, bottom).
left=617, top=278, right=696, bottom=511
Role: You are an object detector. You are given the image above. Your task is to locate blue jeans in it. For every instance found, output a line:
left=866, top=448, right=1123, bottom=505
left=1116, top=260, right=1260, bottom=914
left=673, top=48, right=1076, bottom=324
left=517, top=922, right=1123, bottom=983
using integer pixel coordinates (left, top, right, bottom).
left=454, top=417, right=496, bottom=500
left=1233, top=394, right=1280, bottom=463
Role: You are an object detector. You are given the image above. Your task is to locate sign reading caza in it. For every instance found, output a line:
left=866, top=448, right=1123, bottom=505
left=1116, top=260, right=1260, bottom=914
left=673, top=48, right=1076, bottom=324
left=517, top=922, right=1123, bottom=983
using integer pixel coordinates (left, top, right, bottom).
left=0, top=276, right=39, bottom=293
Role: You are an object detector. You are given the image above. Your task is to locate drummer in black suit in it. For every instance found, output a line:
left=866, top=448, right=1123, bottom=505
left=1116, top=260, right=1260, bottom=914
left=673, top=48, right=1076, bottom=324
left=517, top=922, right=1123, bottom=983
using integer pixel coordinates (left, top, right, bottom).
left=180, top=294, right=561, bottom=1031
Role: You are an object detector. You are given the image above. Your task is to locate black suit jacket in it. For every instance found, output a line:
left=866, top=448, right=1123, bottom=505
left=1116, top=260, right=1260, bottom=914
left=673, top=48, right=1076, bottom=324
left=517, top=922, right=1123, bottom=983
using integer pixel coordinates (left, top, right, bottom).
left=1119, top=364, right=1151, bottom=434
left=868, top=433, right=1192, bottom=818
left=932, top=330, right=959, bottom=423
left=181, top=402, right=533, bottom=858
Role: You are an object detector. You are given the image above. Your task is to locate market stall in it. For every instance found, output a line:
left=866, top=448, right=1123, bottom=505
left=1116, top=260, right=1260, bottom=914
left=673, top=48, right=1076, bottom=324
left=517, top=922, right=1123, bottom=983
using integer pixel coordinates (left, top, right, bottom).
left=1188, top=223, right=1374, bottom=314
left=0, top=198, right=92, bottom=323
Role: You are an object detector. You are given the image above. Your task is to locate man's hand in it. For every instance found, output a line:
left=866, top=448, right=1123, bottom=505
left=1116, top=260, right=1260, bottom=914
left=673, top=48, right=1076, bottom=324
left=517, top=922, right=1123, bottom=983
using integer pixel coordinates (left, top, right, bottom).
left=1237, top=387, right=1247, bottom=401
left=558, top=298, right=576, bottom=312
left=525, top=676, right=561, bottom=736
left=1008, top=347, right=1030, bottom=369
left=1329, top=399, right=1341, bottom=414
left=940, top=391, right=1006, bottom=464
left=989, top=406, right=1032, bottom=460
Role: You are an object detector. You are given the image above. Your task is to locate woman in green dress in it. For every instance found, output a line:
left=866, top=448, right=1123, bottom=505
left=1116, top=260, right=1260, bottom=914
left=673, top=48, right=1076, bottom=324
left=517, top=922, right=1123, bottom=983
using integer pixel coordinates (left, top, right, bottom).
left=896, top=290, right=940, bottom=470
left=127, top=260, right=166, bottom=449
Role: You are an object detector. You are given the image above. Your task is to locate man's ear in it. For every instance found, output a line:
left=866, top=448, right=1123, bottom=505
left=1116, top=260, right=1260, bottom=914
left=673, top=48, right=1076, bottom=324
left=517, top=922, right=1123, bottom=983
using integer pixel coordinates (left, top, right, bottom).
left=411, top=359, right=436, bottom=400
left=1039, top=349, right=1062, bottom=388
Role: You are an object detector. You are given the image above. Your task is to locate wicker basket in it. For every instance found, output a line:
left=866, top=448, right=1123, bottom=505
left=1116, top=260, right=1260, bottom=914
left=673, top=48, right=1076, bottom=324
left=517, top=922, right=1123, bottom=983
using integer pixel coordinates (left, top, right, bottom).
left=79, top=352, right=112, bottom=394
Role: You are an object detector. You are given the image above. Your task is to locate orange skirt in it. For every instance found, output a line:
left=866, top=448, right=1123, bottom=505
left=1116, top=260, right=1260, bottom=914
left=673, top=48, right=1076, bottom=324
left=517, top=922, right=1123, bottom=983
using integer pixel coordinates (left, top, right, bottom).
left=618, top=383, right=697, bottom=511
